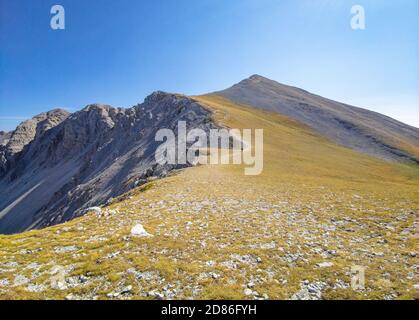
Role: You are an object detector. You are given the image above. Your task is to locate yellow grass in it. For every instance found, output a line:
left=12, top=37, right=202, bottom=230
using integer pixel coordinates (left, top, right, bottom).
left=0, top=95, right=417, bottom=300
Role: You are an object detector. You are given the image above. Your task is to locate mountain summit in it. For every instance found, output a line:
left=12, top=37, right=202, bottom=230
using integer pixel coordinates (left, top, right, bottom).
left=214, top=75, right=419, bottom=163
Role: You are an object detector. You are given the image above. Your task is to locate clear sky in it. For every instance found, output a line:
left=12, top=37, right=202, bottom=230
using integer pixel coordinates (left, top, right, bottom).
left=0, top=0, right=418, bottom=131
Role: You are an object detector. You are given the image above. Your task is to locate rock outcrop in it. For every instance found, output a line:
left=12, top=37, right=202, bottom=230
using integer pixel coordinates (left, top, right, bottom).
left=0, top=109, right=70, bottom=176
left=0, top=131, right=11, bottom=146
left=0, top=92, right=219, bottom=234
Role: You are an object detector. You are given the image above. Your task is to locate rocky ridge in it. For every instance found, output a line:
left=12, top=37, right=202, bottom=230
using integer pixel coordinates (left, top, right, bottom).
left=0, top=92, right=220, bottom=234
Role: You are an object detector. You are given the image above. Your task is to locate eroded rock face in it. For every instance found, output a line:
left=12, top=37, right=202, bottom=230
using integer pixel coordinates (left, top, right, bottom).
left=0, top=92, right=219, bottom=234
left=0, top=131, right=12, bottom=174
left=0, top=131, right=12, bottom=146
left=0, top=109, right=70, bottom=176
left=5, top=109, right=70, bottom=156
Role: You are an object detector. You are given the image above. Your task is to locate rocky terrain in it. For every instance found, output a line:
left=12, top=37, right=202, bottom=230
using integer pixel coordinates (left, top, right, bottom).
left=0, top=77, right=417, bottom=300
left=0, top=110, right=70, bottom=174
left=215, top=75, right=419, bottom=163
left=0, top=92, right=220, bottom=234
left=0, top=131, right=12, bottom=146
left=1, top=172, right=417, bottom=300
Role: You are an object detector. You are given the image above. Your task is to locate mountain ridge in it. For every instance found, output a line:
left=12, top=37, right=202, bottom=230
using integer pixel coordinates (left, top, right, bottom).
left=213, top=74, right=419, bottom=164
left=1, top=76, right=418, bottom=234
left=0, top=92, right=220, bottom=234
left=1, top=92, right=417, bottom=300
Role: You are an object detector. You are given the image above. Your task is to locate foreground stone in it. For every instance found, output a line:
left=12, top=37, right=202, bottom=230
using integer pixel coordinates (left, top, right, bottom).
left=131, top=224, right=153, bottom=237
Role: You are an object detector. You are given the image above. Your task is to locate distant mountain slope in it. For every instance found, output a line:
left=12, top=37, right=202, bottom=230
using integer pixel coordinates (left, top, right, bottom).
left=0, top=92, right=219, bottom=234
left=213, top=75, right=419, bottom=163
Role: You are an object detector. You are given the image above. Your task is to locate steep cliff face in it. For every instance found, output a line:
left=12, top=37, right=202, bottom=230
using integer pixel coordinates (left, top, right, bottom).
left=0, top=92, right=219, bottom=234
left=0, top=109, right=70, bottom=176
left=0, top=131, right=11, bottom=146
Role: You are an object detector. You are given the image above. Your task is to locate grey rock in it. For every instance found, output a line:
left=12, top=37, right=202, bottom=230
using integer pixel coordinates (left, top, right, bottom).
left=13, top=274, right=30, bottom=286
left=130, top=223, right=153, bottom=237
left=0, top=278, right=10, bottom=286
left=0, top=131, right=12, bottom=146
left=0, top=109, right=69, bottom=175
left=54, top=245, right=78, bottom=253
left=291, top=281, right=327, bottom=300
left=243, top=288, right=253, bottom=296
left=214, top=75, right=419, bottom=163
left=148, top=290, right=164, bottom=300
left=0, top=93, right=221, bottom=234
left=26, top=283, right=47, bottom=292
left=317, top=262, right=334, bottom=268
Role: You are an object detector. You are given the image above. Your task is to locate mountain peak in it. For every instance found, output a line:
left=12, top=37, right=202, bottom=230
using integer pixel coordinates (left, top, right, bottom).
left=242, top=74, right=275, bottom=84
left=4, top=109, right=70, bottom=156
left=214, top=75, right=419, bottom=164
left=47, top=108, right=71, bottom=115
left=248, top=74, right=266, bottom=80
left=143, top=91, right=186, bottom=105
left=80, top=104, right=114, bottom=113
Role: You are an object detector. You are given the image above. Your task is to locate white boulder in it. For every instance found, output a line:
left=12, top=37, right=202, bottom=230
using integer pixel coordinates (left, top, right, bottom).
left=317, top=262, right=334, bottom=268
left=131, top=224, right=153, bottom=237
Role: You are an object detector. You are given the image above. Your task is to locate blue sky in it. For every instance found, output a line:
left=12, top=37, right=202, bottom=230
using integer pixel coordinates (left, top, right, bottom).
left=0, top=0, right=418, bottom=131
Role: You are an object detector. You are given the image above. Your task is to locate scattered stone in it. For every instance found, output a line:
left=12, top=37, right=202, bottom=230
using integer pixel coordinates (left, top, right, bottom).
left=85, top=207, right=102, bottom=216
left=291, top=281, right=327, bottom=300
left=13, top=275, right=30, bottom=286
left=206, top=260, right=216, bottom=267
left=107, top=285, right=132, bottom=298
left=317, top=262, right=334, bottom=268
left=4, top=261, right=19, bottom=268
left=26, top=284, right=47, bottom=292
left=210, top=272, right=220, bottom=279
left=54, top=245, right=78, bottom=253
left=26, top=262, right=40, bottom=270
left=334, top=279, right=350, bottom=290
left=131, top=224, right=153, bottom=237
left=148, top=290, right=164, bottom=299
left=50, top=265, right=68, bottom=290
left=0, top=279, right=10, bottom=287
left=105, top=251, right=121, bottom=259
left=121, top=285, right=133, bottom=294
left=243, top=288, right=253, bottom=296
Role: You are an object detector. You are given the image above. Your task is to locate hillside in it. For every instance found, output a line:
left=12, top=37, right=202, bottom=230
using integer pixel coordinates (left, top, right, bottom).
left=214, top=75, right=419, bottom=164
left=0, top=94, right=417, bottom=300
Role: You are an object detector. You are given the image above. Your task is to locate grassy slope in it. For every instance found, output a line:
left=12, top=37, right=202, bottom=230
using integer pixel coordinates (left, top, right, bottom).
left=0, top=95, right=417, bottom=300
